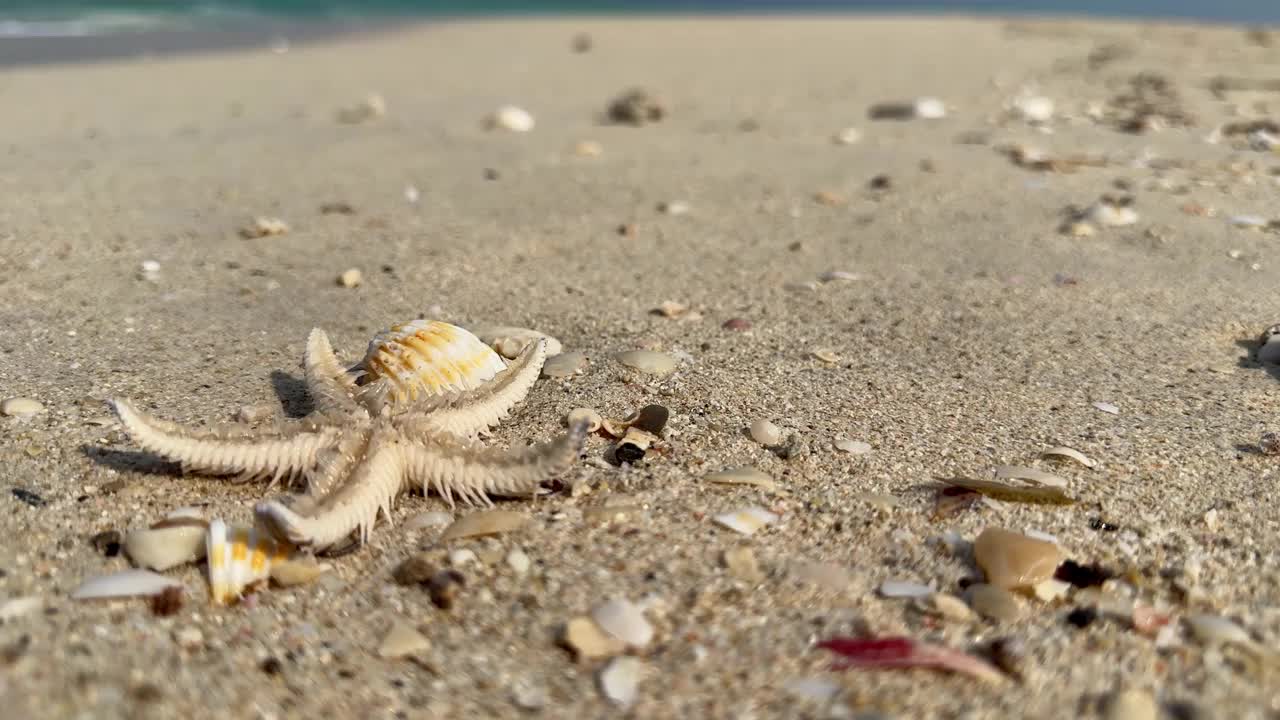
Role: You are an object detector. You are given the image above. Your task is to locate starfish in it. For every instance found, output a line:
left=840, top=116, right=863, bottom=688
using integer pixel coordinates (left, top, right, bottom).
left=111, top=326, right=588, bottom=549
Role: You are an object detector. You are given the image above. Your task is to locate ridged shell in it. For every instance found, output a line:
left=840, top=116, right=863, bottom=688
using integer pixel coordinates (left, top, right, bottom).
left=355, top=320, right=508, bottom=406
left=206, top=519, right=292, bottom=605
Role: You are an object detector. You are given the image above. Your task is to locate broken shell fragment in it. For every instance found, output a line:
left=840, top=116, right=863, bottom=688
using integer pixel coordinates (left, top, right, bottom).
left=471, top=326, right=563, bottom=359
left=591, top=598, right=654, bottom=649
left=713, top=507, right=779, bottom=536
left=616, top=350, right=677, bottom=375
left=937, top=476, right=1075, bottom=505
left=599, top=656, right=646, bottom=708
left=378, top=620, right=430, bottom=659
left=566, top=408, right=603, bottom=433
left=72, top=569, right=183, bottom=601
left=966, top=583, right=1025, bottom=622
left=542, top=351, right=586, bottom=378
left=125, top=524, right=207, bottom=572
left=207, top=519, right=292, bottom=605
left=486, top=105, right=535, bottom=132
left=269, top=556, right=332, bottom=587
left=973, top=527, right=1065, bottom=591
left=993, top=465, right=1068, bottom=488
left=563, top=616, right=626, bottom=661
left=240, top=217, right=289, bottom=239
left=631, top=404, right=669, bottom=435
left=439, top=510, right=528, bottom=542
left=704, top=467, right=777, bottom=492
left=1040, top=446, right=1096, bottom=468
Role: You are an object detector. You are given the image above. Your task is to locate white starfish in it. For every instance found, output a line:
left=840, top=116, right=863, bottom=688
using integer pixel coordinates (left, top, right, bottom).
left=111, top=327, right=588, bottom=549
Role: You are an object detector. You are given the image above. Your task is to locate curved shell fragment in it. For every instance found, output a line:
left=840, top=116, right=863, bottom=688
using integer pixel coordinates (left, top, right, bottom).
left=72, top=569, right=182, bottom=600
left=993, top=465, right=1069, bottom=489
left=1040, top=446, right=1096, bottom=468
left=207, top=519, right=293, bottom=605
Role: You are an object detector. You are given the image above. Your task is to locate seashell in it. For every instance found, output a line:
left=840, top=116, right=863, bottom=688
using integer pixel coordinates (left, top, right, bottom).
left=749, top=419, right=782, bottom=445
left=378, top=619, right=430, bottom=659
left=713, top=506, right=779, bottom=536
left=485, top=105, right=535, bottom=132
left=973, top=527, right=1064, bottom=590
left=439, top=509, right=528, bottom=542
left=965, top=583, right=1025, bottom=622
left=1, top=397, right=44, bottom=416
left=591, top=597, right=654, bottom=648
left=566, top=408, right=603, bottom=433
left=269, top=557, right=331, bottom=587
left=615, top=350, right=676, bottom=375
left=542, top=351, right=587, bottom=378
left=1010, top=94, right=1054, bottom=123
left=599, top=656, right=646, bottom=708
left=72, top=569, right=182, bottom=601
left=835, top=438, right=872, bottom=455
left=993, top=465, right=1068, bottom=488
left=563, top=616, right=626, bottom=661
left=125, top=524, right=207, bottom=571
left=206, top=519, right=292, bottom=605
left=1083, top=199, right=1138, bottom=227
left=0, top=595, right=42, bottom=622
left=1040, top=446, right=1095, bottom=468
left=704, top=467, right=777, bottom=492
left=470, top=326, right=563, bottom=358
left=1184, top=614, right=1253, bottom=647
left=405, top=511, right=454, bottom=531
left=1093, top=401, right=1120, bottom=414
left=353, top=320, right=509, bottom=406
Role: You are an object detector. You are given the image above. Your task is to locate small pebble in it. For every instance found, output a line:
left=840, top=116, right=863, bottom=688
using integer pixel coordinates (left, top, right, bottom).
left=749, top=419, right=782, bottom=446
left=486, top=105, right=535, bottom=132
left=606, top=88, right=666, bottom=126
left=236, top=404, right=274, bottom=423
left=832, top=127, right=862, bottom=144
left=834, top=438, right=872, bottom=455
left=378, top=620, right=430, bottom=659
left=599, top=656, right=645, bottom=708
left=563, top=616, right=625, bottom=661
left=510, top=678, right=548, bottom=711
left=722, top=317, right=752, bottom=331
left=240, top=217, right=289, bottom=238
left=591, top=598, right=653, bottom=649
left=90, top=530, right=122, bottom=557
left=974, top=527, right=1064, bottom=590
left=1, top=398, right=44, bottom=417
left=505, top=549, right=531, bottom=575
left=448, top=549, right=477, bottom=568
left=657, top=201, right=690, bottom=215
left=573, top=139, right=603, bottom=157
left=337, top=268, right=363, bottom=288
left=427, top=569, right=466, bottom=610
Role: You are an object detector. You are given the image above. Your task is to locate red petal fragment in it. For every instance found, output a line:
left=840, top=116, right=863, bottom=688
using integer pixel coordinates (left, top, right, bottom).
left=818, top=636, right=1006, bottom=683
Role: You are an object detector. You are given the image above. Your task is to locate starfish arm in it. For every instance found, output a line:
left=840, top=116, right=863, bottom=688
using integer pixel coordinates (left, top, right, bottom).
left=305, top=328, right=361, bottom=414
left=255, top=434, right=407, bottom=548
left=111, top=398, right=335, bottom=484
left=304, top=426, right=373, bottom=498
left=400, top=338, right=548, bottom=438
left=404, top=417, right=589, bottom=507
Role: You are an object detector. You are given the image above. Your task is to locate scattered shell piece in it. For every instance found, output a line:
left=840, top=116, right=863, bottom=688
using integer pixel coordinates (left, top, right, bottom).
left=563, top=616, right=625, bottom=661
left=542, top=351, right=587, bottom=379
left=1104, top=689, right=1158, bottom=720
left=834, top=438, right=872, bottom=455
left=723, top=546, right=764, bottom=582
left=405, top=511, right=454, bottom=531
left=1185, top=614, right=1252, bottom=647
left=1093, top=401, right=1120, bottom=414
left=704, top=467, right=777, bottom=492
left=505, top=549, right=531, bottom=575
left=819, top=270, right=858, bottom=282
left=832, top=127, right=862, bottom=145
left=439, top=510, right=527, bottom=542
left=749, top=419, right=782, bottom=446
left=138, top=260, right=161, bottom=281
left=448, top=548, right=477, bottom=567
left=236, top=403, right=274, bottom=424
left=918, top=592, right=974, bottom=622
left=1229, top=214, right=1268, bottom=229
left=486, top=105, right=535, bottom=132
left=269, top=557, right=331, bottom=587
left=599, top=656, right=645, bottom=708
left=125, top=524, right=207, bottom=572
left=616, top=350, right=677, bottom=375
left=974, top=527, right=1065, bottom=590
left=994, top=465, right=1068, bottom=488
left=817, top=636, right=1004, bottom=683
left=404, top=185, right=420, bottom=203
left=1065, top=220, right=1097, bottom=237
left=207, top=519, right=291, bottom=605
left=812, top=348, right=839, bottom=363
left=652, top=300, right=690, bottom=318
left=0, top=596, right=42, bottom=623
left=937, top=477, right=1075, bottom=505
left=566, top=408, right=602, bottom=433
left=914, top=97, right=948, bottom=119
left=1083, top=197, right=1138, bottom=227
left=591, top=598, right=653, bottom=649
left=606, top=88, right=666, bottom=126
left=713, top=507, right=779, bottom=536
left=657, top=201, right=690, bottom=216
left=1011, top=94, right=1055, bottom=123
left=378, top=620, right=430, bottom=659
left=879, top=580, right=933, bottom=599
left=72, top=569, right=182, bottom=601
left=966, top=583, right=1025, bottom=622
left=1032, top=578, right=1072, bottom=602
left=1040, top=446, right=1096, bottom=468
left=471, top=326, right=563, bottom=359
left=813, top=190, right=846, bottom=207
left=240, top=217, right=289, bottom=239
left=337, top=268, right=363, bottom=288
left=336, top=93, right=386, bottom=124
left=1, top=398, right=44, bottom=417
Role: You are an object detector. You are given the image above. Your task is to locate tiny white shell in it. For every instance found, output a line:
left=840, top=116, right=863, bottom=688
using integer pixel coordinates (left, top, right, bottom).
left=1040, top=446, right=1096, bottom=468
left=72, top=569, right=182, bottom=600
left=1093, top=401, right=1120, bottom=415
left=704, top=467, right=777, bottom=492
left=713, top=507, right=779, bottom=536
left=355, top=320, right=509, bottom=406
left=125, top=525, right=207, bottom=571
left=599, top=656, right=645, bottom=708
left=207, top=519, right=292, bottom=605
left=591, top=598, right=654, bottom=648
left=486, top=105, right=535, bottom=132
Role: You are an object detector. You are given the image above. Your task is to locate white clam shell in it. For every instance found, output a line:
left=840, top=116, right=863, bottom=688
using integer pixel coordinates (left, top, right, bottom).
left=125, top=525, right=208, bottom=571
left=356, top=320, right=509, bottom=406
left=599, top=656, right=646, bottom=708
left=713, top=506, right=779, bottom=536
left=72, top=569, right=182, bottom=600
left=1040, top=446, right=1096, bottom=468
left=591, top=597, right=654, bottom=649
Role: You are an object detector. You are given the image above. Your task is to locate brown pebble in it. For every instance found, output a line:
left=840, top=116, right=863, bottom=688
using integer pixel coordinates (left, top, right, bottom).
left=869, top=174, right=892, bottom=190
left=722, top=318, right=752, bottom=332
left=617, top=223, right=637, bottom=238
left=148, top=586, right=184, bottom=617
left=392, top=554, right=436, bottom=586
left=427, top=569, right=466, bottom=610
left=319, top=202, right=356, bottom=215
left=606, top=88, right=666, bottom=126
left=99, top=479, right=128, bottom=494
left=631, top=405, right=669, bottom=435
left=974, top=527, right=1064, bottom=590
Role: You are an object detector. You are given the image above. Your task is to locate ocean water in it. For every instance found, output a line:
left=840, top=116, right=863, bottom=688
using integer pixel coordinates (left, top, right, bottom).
left=0, top=0, right=1276, bottom=38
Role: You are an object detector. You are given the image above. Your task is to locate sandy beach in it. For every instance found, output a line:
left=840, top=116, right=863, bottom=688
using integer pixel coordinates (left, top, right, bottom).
left=1, top=14, right=1279, bottom=719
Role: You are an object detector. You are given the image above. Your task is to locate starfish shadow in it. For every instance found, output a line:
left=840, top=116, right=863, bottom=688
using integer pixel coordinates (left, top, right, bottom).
left=81, top=444, right=183, bottom=476
left=270, top=370, right=314, bottom=418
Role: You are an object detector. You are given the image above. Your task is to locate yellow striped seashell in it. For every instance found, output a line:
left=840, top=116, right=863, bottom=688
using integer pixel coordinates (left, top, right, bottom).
left=206, top=519, right=292, bottom=605
left=355, top=320, right=508, bottom=407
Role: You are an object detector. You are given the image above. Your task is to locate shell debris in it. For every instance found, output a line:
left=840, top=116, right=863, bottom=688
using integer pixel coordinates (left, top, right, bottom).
left=713, top=506, right=779, bottom=536
left=993, top=465, right=1068, bottom=489
left=239, top=217, right=289, bottom=239
left=354, top=320, right=509, bottom=405
left=72, top=569, right=183, bottom=601
left=1040, top=446, right=1096, bottom=468
left=207, top=519, right=292, bottom=606
left=485, top=105, right=535, bottom=132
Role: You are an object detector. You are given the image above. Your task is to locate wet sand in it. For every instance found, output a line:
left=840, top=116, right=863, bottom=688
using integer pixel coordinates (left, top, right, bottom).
left=1, top=15, right=1278, bottom=719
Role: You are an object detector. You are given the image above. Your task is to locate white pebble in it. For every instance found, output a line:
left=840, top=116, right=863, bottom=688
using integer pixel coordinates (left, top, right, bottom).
left=599, top=656, right=645, bottom=708
left=914, top=97, right=947, bottom=119
left=834, top=438, right=871, bottom=455
left=591, top=597, right=654, bottom=648
left=713, top=507, right=779, bottom=536
left=749, top=419, right=782, bottom=446
left=487, top=105, right=535, bottom=132
left=505, top=549, right=531, bottom=575
left=404, top=185, right=420, bottom=203
left=337, top=268, right=363, bottom=288
left=832, top=127, right=862, bottom=145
